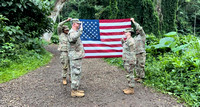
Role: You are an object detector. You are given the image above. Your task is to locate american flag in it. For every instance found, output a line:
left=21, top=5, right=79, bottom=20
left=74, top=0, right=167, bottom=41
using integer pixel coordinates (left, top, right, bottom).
left=79, top=19, right=131, bottom=58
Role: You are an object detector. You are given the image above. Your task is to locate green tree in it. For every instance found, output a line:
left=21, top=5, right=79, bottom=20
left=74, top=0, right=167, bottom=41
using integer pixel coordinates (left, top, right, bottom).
left=108, top=0, right=119, bottom=19
left=176, top=0, right=200, bottom=36
left=0, top=0, right=53, bottom=60
left=161, top=0, right=179, bottom=33
left=117, top=0, right=160, bottom=35
left=79, top=0, right=96, bottom=19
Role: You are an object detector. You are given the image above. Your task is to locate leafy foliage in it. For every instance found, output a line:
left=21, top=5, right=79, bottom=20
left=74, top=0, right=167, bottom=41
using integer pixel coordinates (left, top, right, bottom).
left=0, top=0, right=52, bottom=36
left=57, top=0, right=160, bottom=35
left=0, top=0, right=53, bottom=67
left=104, top=32, right=200, bottom=106
left=145, top=35, right=200, bottom=106
left=55, top=0, right=200, bottom=37
left=51, top=34, right=59, bottom=44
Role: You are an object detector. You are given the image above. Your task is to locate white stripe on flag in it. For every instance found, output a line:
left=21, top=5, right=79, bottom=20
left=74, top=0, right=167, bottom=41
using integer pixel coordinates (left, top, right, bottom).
left=84, top=47, right=122, bottom=50
left=99, top=22, right=131, bottom=26
left=101, top=35, right=124, bottom=39
left=100, top=29, right=126, bottom=33
left=85, top=52, right=122, bottom=56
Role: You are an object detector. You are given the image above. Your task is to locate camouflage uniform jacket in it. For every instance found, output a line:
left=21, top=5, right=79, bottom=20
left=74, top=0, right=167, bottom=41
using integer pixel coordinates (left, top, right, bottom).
left=121, top=37, right=136, bottom=64
left=68, top=28, right=85, bottom=60
left=57, top=20, right=68, bottom=52
left=133, top=22, right=146, bottom=54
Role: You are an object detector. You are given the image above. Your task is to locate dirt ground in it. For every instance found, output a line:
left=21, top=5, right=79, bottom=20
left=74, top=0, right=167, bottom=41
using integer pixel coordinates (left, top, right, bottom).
left=0, top=44, right=185, bottom=107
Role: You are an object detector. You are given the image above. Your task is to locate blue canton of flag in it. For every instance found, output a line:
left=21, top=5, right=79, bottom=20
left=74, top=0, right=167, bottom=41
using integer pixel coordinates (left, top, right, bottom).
left=79, top=19, right=100, bottom=41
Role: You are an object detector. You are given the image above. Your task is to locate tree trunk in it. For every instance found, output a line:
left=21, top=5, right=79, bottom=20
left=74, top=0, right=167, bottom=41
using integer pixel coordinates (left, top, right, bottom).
left=194, top=11, right=196, bottom=36
left=156, top=0, right=163, bottom=23
left=43, top=0, right=67, bottom=41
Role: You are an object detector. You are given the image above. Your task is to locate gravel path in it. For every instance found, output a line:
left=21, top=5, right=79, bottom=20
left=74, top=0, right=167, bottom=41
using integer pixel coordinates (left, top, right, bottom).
left=0, top=44, right=184, bottom=107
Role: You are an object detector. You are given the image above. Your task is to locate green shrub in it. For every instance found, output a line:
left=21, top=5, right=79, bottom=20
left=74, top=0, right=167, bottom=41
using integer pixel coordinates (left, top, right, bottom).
left=104, top=32, right=200, bottom=106
left=0, top=0, right=53, bottom=68
left=51, top=34, right=59, bottom=44
left=145, top=34, right=200, bottom=106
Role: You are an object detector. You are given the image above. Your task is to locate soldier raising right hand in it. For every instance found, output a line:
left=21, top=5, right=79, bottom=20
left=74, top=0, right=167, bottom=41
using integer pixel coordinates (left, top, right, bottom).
left=121, top=27, right=136, bottom=95
left=68, top=18, right=85, bottom=97
left=57, top=17, right=71, bottom=85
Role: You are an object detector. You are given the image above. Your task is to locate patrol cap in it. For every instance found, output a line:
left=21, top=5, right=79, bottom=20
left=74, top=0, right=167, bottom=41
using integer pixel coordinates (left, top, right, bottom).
left=63, top=25, right=69, bottom=30
left=124, top=28, right=134, bottom=33
left=71, top=18, right=81, bottom=24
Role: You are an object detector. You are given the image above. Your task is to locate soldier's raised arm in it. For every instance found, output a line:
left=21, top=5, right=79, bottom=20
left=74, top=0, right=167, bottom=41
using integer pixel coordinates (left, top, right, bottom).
left=57, top=18, right=71, bottom=35
left=68, top=29, right=83, bottom=43
left=68, top=21, right=83, bottom=43
left=131, top=18, right=146, bottom=36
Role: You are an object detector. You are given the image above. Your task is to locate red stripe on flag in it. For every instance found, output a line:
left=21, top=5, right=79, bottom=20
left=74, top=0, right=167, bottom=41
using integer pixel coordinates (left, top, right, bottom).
left=101, top=38, right=121, bottom=42
left=84, top=55, right=122, bottom=58
left=100, top=32, right=124, bottom=35
left=85, top=50, right=122, bottom=53
left=83, top=44, right=122, bottom=47
left=99, top=25, right=131, bottom=29
left=99, top=18, right=130, bottom=23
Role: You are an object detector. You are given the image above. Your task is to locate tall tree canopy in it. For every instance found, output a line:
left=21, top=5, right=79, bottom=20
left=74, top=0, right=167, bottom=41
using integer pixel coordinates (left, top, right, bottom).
left=58, top=0, right=199, bottom=36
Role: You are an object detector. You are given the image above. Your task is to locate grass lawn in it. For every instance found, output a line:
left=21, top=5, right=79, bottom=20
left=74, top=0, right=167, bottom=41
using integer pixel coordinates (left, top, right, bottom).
left=0, top=50, right=53, bottom=83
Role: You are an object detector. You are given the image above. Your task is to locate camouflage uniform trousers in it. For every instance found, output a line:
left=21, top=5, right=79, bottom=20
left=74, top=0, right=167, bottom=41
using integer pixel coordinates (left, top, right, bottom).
left=135, top=52, right=146, bottom=78
left=60, top=51, right=70, bottom=78
left=123, top=61, right=135, bottom=88
left=69, top=58, right=82, bottom=90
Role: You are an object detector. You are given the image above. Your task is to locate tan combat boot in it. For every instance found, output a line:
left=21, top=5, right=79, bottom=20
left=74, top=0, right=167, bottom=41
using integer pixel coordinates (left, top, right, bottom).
left=77, top=90, right=84, bottom=93
left=134, top=78, right=142, bottom=83
left=137, top=78, right=143, bottom=82
left=123, top=87, right=134, bottom=94
left=71, top=90, right=85, bottom=97
left=134, top=78, right=139, bottom=81
left=62, top=77, right=67, bottom=85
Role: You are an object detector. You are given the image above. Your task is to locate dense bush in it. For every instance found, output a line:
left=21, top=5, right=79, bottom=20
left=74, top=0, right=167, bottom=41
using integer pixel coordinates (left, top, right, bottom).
left=145, top=34, right=200, bottom=106
left=104, top=32, right=200, bottom=106
left=0, top=0, right=53, bottom=67
left=0, top=0, right=53, bottom=37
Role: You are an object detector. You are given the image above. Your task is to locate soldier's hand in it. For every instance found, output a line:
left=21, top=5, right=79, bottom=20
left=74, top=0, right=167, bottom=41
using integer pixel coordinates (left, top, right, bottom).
left=121, top=37, right=124, bottom=41
left=121, top=38, right=125, bottom=44
left=66, top=17, right=72, bottom=21
left=131, top=18, right=135, bottom=23
left=80, top=22, right=83, bottom=30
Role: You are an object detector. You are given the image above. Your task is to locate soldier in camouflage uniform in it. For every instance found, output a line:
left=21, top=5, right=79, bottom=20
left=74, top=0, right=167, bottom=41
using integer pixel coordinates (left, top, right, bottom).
left=67, top=18, right=85, bottom=97
left=121, top=28, right=136, bottom=95
left=57, top=18, right=71, bottom=85
left=131, top=18, right=146, bottom=82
